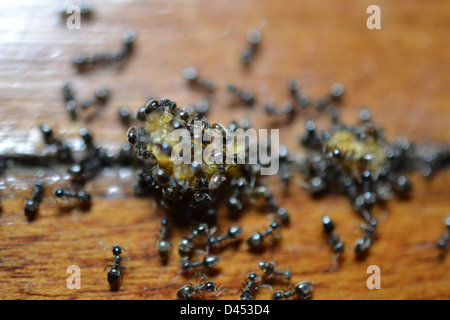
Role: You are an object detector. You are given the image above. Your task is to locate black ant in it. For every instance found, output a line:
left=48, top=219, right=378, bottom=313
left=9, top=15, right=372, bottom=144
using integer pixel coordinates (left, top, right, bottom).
left=287, top=78, right=309, bottom=108
left=254, top=185, right=290, bottom=224
left=80, top=87, right=110, bottom=112
left=182, top=66, right=216, bottom=92
left=239, top=272, right=260, bottom=300
left=61, top=83, right=77, bottom=121
left=178, top=223, right=210, bottom=256
left=322, top=215, right=344, bottom=271
left=240, top=29, right=262, bottom=67
left=156, top=217, right=172, bottom=262
left=54, top=188, right=92, bottom=209
left=191, top=177, right=212, bottom=208
left=247, top=220, right=281, bottom=250
left=436, top=215, right=450, bottom=258
left=72, top=29, right=136, bottom=72
left=177, top=275, right=226, bottom=300
left=272, top=281, right=314, bottom=300
left=263, top=102, right=295, bottom=124
left=99, top=240, right=129, bottom=291
left=354, top=218, right=378, bottom=258
left=257, top=261, right=292, bottom=283
left=180, top=255, right=221, bottom=274
left=118, top=106, right=132, bottom=127
left=39, top=124, right=73, bottom=163
left=127, top=126, right=138, bottom=145
left=226, top=83, right=255, bottom=107
left=206, top=225, right=243, bottom=252
left=24, top=181, right=45, bottom=222
left=227, top=176, right=248, bottom=214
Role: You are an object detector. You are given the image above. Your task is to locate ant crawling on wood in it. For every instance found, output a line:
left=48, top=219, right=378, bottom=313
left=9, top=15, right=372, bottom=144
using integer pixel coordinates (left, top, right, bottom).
left=54, top=188, right=92, bottom=210
left=322, top=215, right=344, bottom=271
left=247, top=220, right=281, bottom=250
left=99, top=240, right=130, bottom=291
left=24, top=181, right=45, bottom=222
left=257, top=261, right=292, bottom=284
left=156, top=217, right=172, bottom=262
left=177, top=275, right=226, bottom=300
left=272, top=281, right=314, bottom=300
left=239, top=272, right=260, bottom=300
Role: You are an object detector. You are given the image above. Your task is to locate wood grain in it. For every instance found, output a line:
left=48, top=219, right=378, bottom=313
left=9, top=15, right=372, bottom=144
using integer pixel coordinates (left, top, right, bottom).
left=0, top=0, right=449, bottom=300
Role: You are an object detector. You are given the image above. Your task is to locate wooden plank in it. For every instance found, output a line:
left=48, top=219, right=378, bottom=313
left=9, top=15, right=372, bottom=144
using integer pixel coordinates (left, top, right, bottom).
left=0, top=0, right=449, bottom=300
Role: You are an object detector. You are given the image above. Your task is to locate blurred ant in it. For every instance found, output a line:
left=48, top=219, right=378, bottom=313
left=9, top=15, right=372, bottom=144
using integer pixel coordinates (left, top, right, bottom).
left=39, top=124, right=73, bottom=163
left=263, top=103, right=295, bottom=125
left=247, top=220, right=281, bottom=250
left=54, top=188, right=92, bottom=210
left=354, top=218, right=378, bottom=258
left=72, top=29, right=136, bottom=72
left=227, top=177, right=248, bottom=214
left=240, top=29, right=262, bottom=67
left=180, top=255, right=221, bottom=274
left=61, top=83, right=77, bottom=121
left=322, top=215, right=344, bottom=271
left=156, top=217, right=171, bottom=262
left=287, top=78, right=310, bottom=108
left=226, top=83, right=255, bottom=107
left=24, top=181, right=45, bottom=222
left=99, top=240, right=130, bottom=291
left=253, top=185, right=290, bottom=224
left=272, top=281, right=314, bottom=300
left=182, top=66, right=216, bottom=92
left=206, top=225, right=243, bottom=252
left=177, top=275, right=226, bottom=300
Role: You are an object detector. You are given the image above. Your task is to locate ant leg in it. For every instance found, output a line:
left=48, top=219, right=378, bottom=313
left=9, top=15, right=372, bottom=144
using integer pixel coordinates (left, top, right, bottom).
left=260, top=283, right=273, bottom=294
left=154, top=234, right=161, bottom=245
left=171, top=270, right=182, bottom=281
left=103, top=264, right=113, bottom=271
left=172, top=257, right=189, bottom=281
left=215, top=285, right=227, bottom=297
left=197, top=273, right=208, bottom=283
left=195, top=270, right=208, bottom=282
left=99, top=239, right=112, bottom=250
left=195, top=248, right=209, bottom=256
left=331, top=252, right=342, bottom=271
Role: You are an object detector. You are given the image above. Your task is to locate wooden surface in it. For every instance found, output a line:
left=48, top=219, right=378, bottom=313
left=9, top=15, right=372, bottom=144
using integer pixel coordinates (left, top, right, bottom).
left=0, top=0, right=449, bottom=300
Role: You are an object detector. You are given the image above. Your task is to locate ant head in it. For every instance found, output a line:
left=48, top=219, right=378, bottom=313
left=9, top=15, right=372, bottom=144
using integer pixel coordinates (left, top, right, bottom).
left=181, top=259, right=191, bottom=271
left=54, top=188, right=64, bottom=198
left=272, top=290, right=283, bottom=300
left=112, top=245, right=122, bottom=256
left=247, top=272, right=259, bottom=282
left=257, top=261, right=268, bottom=272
